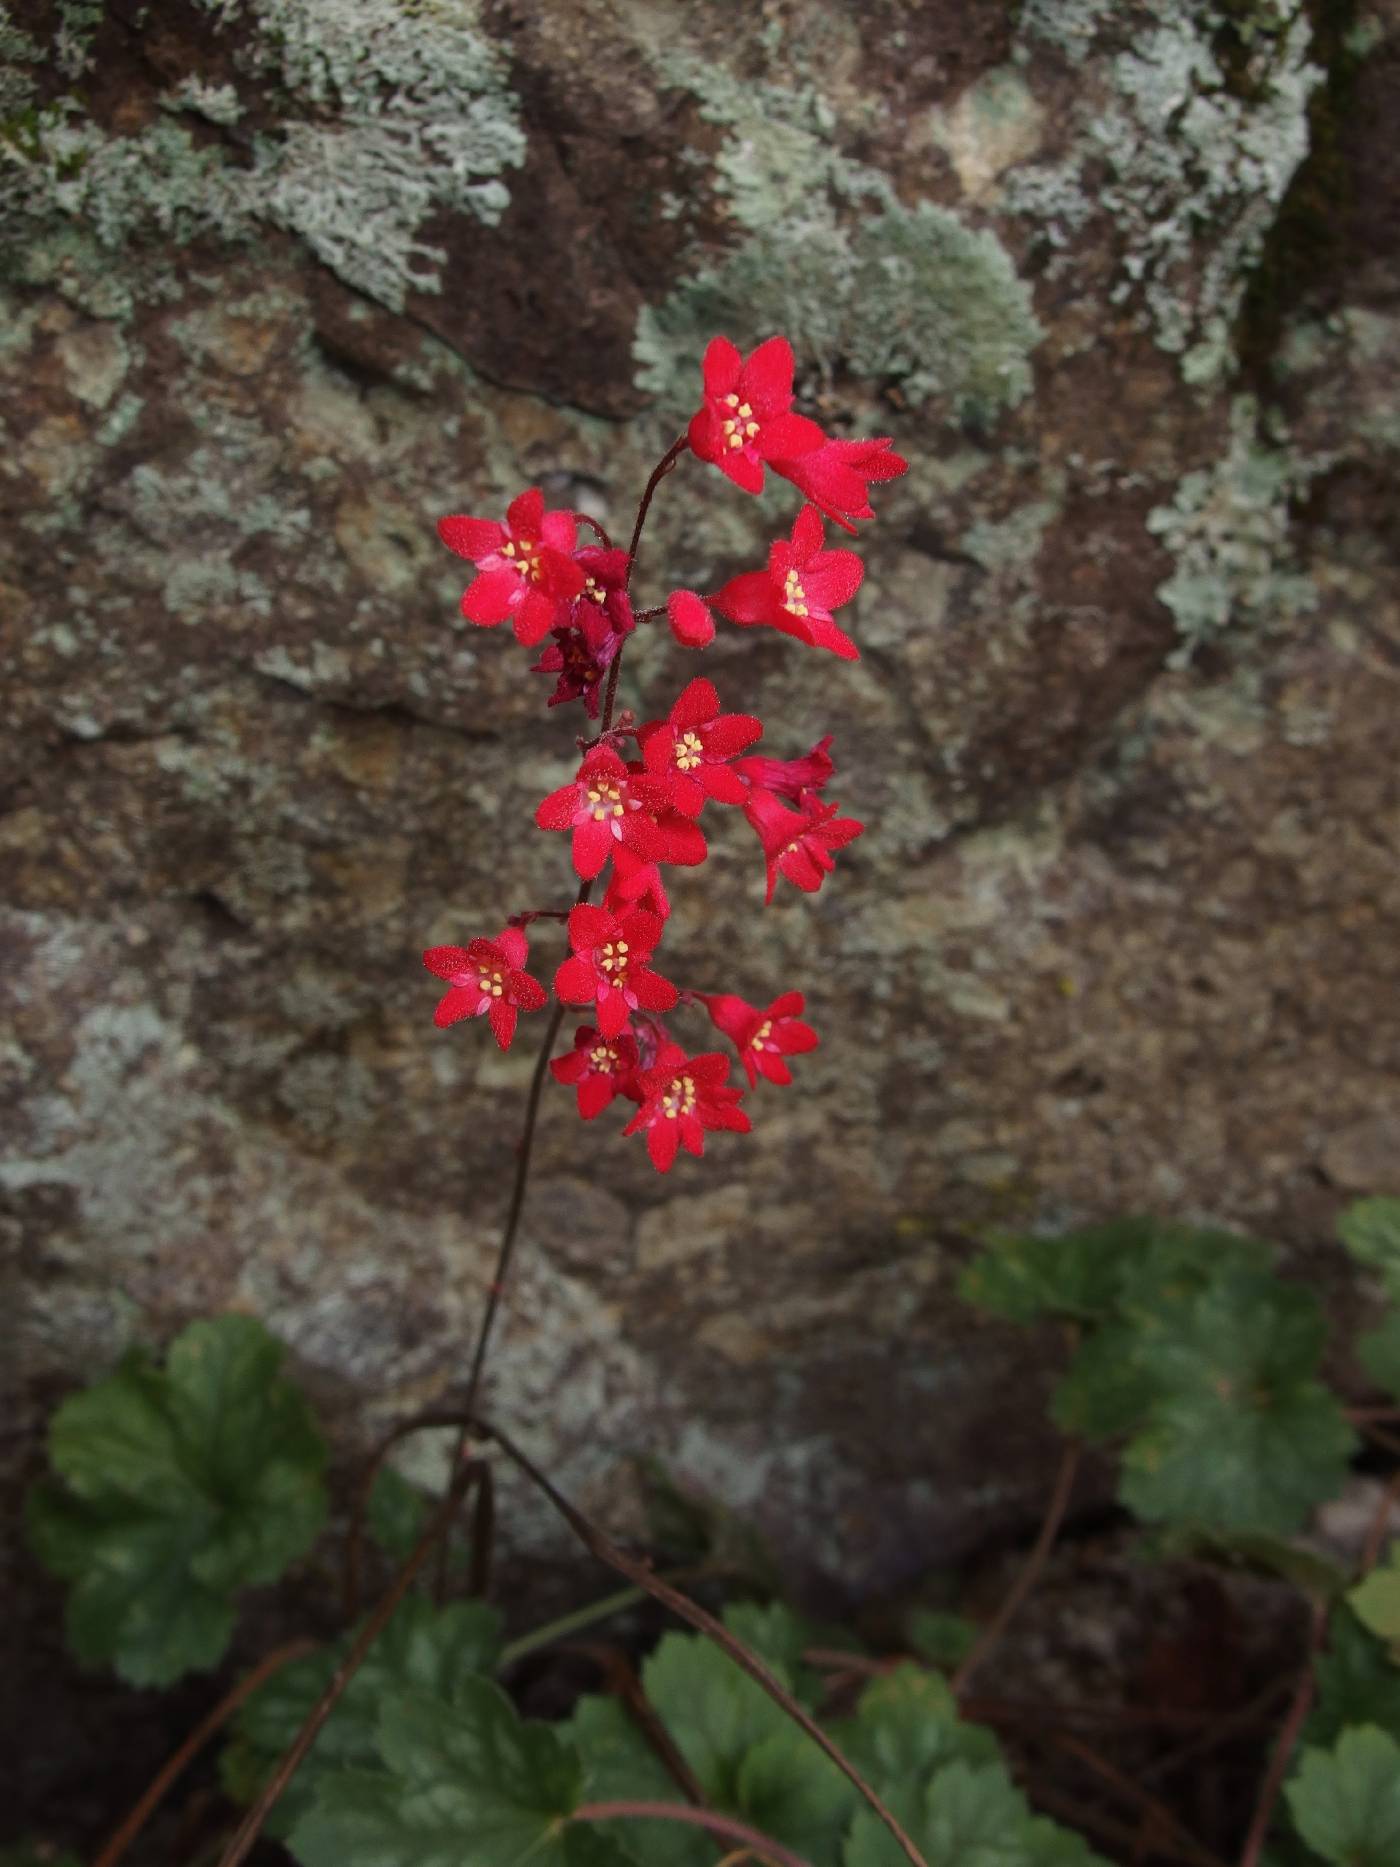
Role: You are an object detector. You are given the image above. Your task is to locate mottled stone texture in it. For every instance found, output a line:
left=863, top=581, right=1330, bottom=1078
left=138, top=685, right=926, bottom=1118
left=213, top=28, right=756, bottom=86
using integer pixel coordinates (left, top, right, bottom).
left=4, top=0, right=1400, bottom=1620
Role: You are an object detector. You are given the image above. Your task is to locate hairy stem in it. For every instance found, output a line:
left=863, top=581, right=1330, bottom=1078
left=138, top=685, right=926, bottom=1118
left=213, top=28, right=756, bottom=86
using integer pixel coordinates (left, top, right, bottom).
left=574, top=1800, right=813, bottom=1867
left=93, top=1638, right=317, bottom=1867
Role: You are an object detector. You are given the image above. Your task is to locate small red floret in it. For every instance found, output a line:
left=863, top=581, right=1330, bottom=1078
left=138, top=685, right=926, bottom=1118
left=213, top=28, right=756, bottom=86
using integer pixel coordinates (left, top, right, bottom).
left=422, top=927, right=548, bottom=1049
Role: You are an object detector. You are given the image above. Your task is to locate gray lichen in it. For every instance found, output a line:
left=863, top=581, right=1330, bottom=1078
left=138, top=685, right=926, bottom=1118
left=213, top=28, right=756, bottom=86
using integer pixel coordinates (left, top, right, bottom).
left=1008, top=0, right=1320, bottom=381
left=634, top=56, right=1041, bottom=420
left=2, top=0, right=525, bottom=314
left=1147, top=396, right=1323, bottom=662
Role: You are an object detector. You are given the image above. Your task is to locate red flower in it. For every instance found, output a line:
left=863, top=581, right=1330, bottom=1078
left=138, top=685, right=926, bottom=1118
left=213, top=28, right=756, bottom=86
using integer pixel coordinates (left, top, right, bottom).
left=532, top=545, right=635, bottom=715
left=743, top=785, right=864, bottom=903
left=549, top=1025, right=641, bottom=1118
left=534, top=745, right=670, bottom=880
left=700, top=990, right=818, bottom=1087
left=712, top=506, right=863, bottom=660
left=639, top=677, right=762, bottom=817
left=686, top=336, right=826, bottom=495
left=768, top=436, right=908, bottom=533
left=604, top=845, right=671, bottom=922
left=422, top=928, right=547, bottom=1048
left=437, top=488, right=584, bottom=647
left=622, top=1042, right=750, bottom=1171
left=732, top=735, right=834, bottom=802
left=554, top=904, right=678, bottom=1038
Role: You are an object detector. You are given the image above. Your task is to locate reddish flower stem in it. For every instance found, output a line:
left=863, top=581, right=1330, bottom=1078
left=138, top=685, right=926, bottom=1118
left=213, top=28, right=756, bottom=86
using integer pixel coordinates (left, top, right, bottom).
left=952, top=1440, right=1080, bottom=1698
left=575, top=512, right=615, bottom=548
left=573, top=1800, right=812, bottom=1867
left=91, top=1637, right=317, bottom=1867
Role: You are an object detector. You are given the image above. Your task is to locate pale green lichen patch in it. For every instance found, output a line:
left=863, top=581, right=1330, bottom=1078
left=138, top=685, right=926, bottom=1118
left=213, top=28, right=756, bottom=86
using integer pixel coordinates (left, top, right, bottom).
left=633, top=56, right=1041, bottom=421
left=1147, top=396, right=1324, bottom=663
left=1007, top=0, right=1321, bottom=382
left=2, top=0, right=525, bottom=315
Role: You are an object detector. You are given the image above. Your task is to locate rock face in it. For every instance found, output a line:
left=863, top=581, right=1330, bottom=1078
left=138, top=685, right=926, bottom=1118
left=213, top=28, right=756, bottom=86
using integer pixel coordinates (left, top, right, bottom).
left=4, top=0, right=1400, bottom=1616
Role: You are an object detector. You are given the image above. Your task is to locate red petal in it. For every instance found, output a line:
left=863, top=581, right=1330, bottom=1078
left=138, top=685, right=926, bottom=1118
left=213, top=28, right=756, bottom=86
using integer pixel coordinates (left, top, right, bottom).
left=711, top=572, right=772, bottom=626
left=577, top=1074, right=615, bottom=1120
left=536, top=783, right=580, bottom=831
left=514, top=589, right=561, bottom=647
left=539, top=509, right=578, bottom=553
left=630, top=968, right=678, bottom=1013
left=555, top=956, right=597, bottom=1004
left=770, top=991, right=806, bottom=1019
left=434, top=986, right=479, bottom=1028
left=488, top=1000, right=518, bottom=1048
left=654, top=815, right=708, bottom=866
left=569, top=903, right=615, bottom=952
left=801, top=613, right=860, bottom=660
left=462, top=569, right=519, bottom=625
left=702, top=712, right=763, bottom=757
left=702, top=334, right=742, bottom=399
left=704, top=1102, right=751, bottom=1133
left=572, top=819, right=612, bottom=878
left=670, top=676, right=719, bottom=732
left=550, top=1047, right=587, bottom=1086
left=597, top=988, right=629, bottom=1038
left=687, top=408, right=723, bottom=468
left=804, top=547, right=864, bottom=611
left=722, top=450, right=766, bottom=496
left=700, top=766, right=749, bottom=806
left=496, top=926, right=528, bottom=971
left=789, top=504, right=825, bottom=560
left=777, top=1019, right=818, bottom=1054
left=618, top=908, right=663, bottom=952
left=647, top=1117, right=680, bottom=1171
left=740, top=335, right=795, bottom=412
left=759, top=411, right=825, bottom=458
left=506, top=487, right=544, bottom=536
left=423, top=944, right=472, bottom=980
left=437, top=515, right=504, bottom=561
left=509, top=970, right=547, bottom=1011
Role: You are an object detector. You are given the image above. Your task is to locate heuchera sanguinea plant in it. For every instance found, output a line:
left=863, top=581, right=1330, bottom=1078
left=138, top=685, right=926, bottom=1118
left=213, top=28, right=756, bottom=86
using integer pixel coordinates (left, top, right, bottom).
left=426, top=334, right=905, bottom=1172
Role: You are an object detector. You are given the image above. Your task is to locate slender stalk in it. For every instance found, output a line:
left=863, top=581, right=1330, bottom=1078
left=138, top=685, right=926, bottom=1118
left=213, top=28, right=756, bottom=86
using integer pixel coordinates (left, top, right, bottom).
left=92, top=1638, right=317, bottom=1867
left=576, top=512, right=615, bottom=548
left=1362, top=1468, right=1400, bottom=1572
left=574, top=1801, right=813, bottom=1867
left=476, top=1411, right=930, bottom=1867
left=343, top=1405, right=481, bottom=1620
left=216, top=1457, right=483, bottom=1867
left=568, top=1639, right=709, bottom=1806
left=1238, top=1601, right=1326, bottom=1867
left=952, top=1441, right=1081, bottom=1697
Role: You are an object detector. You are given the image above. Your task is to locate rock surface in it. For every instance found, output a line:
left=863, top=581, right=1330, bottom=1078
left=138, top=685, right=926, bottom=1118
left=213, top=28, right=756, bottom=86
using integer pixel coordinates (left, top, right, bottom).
left=4, top=0, right=1400, bottom=1636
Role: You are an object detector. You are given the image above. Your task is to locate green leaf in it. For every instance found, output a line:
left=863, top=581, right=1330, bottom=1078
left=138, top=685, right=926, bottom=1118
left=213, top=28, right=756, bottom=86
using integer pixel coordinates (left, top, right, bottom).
left=1052, top=1320, right=1163, bottom=1440
left=1285, top=1726, right=1400, bottom=1866
left=1340, top=1199, right=1400, bottom=1299
left=1309, top=1608, right=1400, bottom=1750
left=1359, top=1315, right=1400, bottom=1404
left=722, top=1600, right=848, bottom=1710
left=1351, top=1554, right=1400, bottom=1649
left=1117, top=1271, right=1354, bottom=1536
left=289, top=1682, right=625, bottom=1867
left=738, top=1728, right=859, bottom=1867
left=27, top=1317, right=326, bottom=1685
left=565, top=1695, right=708, bottom=1867
left=905, top=1610, right=976, bottom=1669
left=960, top=1221, right=1147, bottom=1324
left=223, top=1594, right=502, bottom=1835
left=844, top=1759, right=1037, bottom=1867
left=641, top=1628, right=795, bottom=1807
left=834, top=1665, right=1000, bottom=1788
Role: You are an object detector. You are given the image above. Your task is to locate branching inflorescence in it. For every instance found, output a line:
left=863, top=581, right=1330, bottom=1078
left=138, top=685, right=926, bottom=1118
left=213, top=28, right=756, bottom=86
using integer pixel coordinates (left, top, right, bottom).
left=423, top=334, right=905, bottom=1173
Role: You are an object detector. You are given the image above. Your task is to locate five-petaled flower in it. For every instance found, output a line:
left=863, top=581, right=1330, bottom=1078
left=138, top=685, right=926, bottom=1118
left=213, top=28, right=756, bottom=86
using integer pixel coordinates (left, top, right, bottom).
left=549, top=1025, right=641, bottom=1118
left=438, top=487, right=584, bottom=647
left=535, top=745, right=671, bottom=879
left=554, top=905, right=678, bottom=1038
left=639, top=677, right=762, bottom=817
left=733, top=735, right=834, bottom=803
left=743, top=785, right=865, bottom=903
left=423, top=929, right=547, bottom=1048
left=622, top=1042, right=750, bottom=1171
left=713, top=505, right=864, bottom=660
left=701, top=990, right=818, bottom=1087
left=686, top=336, right=826, bottom=496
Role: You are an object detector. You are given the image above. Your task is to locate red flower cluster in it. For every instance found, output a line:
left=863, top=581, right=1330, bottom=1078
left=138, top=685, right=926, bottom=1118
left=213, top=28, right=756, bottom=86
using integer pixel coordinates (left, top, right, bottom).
left=424, top=334, right=904, bottom=1169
